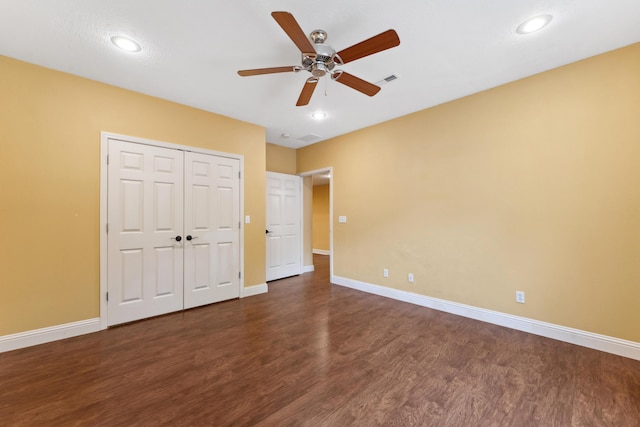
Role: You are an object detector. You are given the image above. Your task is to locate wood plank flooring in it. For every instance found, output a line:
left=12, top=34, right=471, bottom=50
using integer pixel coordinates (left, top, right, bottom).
left=1, top=255, right=639, bottom=426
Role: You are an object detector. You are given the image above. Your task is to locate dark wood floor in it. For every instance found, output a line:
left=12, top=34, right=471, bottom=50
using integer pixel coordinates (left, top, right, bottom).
left=1, top=255, right=639, bottom=426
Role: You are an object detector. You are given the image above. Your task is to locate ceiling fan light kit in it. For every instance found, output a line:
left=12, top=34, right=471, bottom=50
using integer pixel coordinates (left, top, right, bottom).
left=238, top=11, right=400, bottom=106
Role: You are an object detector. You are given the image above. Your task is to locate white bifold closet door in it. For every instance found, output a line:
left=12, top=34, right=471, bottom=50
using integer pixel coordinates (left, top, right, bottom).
left=107, top=139, right=239, bottom=326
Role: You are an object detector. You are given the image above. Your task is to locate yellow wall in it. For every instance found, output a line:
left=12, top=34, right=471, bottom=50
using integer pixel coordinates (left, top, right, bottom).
left=0, top=56, right=266, bottom=336
left=312, top=184, right=330, bottom=251
left=266, top=143, right=296, bottom=174
left=297, top=43, right=640, bottom=342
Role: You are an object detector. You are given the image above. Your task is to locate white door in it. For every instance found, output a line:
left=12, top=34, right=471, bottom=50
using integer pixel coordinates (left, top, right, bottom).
left=107, top=139, right=241, bottom=326
left=107, top=140, right=184, bottom=325
left=266, top=172, right=302, bottom=281
left=184, top=152, right=240, bottom=308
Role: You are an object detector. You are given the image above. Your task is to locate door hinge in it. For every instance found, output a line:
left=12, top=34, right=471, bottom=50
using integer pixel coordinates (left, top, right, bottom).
left=106, top=223, right=109, bottom=234
left=106, top=155, right=109, bottom=165
left=239, top=221, right=241, bottom=229
left=238, top=171, right=241, bottom=179
left=106, top=292, right=109, bottom=302
left=238, top=272, right=241, bottom=279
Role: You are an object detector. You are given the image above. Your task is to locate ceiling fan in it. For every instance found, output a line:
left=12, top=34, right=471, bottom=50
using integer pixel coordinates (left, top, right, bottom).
left=237, top=11, right=400, bottom=106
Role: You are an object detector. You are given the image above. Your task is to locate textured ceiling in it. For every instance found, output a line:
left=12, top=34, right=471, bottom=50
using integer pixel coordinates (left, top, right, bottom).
left=1, top=1, right=639, bottom=148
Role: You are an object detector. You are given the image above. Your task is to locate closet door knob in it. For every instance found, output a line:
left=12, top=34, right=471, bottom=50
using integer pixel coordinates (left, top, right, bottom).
left=171, top=235, right=182, bottom=242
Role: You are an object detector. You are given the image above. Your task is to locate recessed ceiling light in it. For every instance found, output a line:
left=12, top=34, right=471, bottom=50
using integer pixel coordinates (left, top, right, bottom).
left=516, top=14, right=553, bottom=34
left=111, top=36, right=142, bottom=52
left=311, top=111, right=327, bottom=120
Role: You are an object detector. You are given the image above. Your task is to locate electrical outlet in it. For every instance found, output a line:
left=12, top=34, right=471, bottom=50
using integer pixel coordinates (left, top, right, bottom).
left=408, top=273, right=414, bottom=283
left=516, top=291, right=525, bottom=304
left=383, top=269, right=389, bottom=278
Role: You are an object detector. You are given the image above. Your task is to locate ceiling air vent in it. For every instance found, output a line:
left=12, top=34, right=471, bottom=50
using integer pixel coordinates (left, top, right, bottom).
left=376, top=74, right=398, bottom=86
left=297, top=133, right=322, bottom=143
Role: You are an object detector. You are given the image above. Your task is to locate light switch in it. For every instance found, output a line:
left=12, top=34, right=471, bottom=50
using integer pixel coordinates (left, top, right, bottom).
left=245, top=215, right=251, bottom=224
left=338, top=216, right=347, bottom=223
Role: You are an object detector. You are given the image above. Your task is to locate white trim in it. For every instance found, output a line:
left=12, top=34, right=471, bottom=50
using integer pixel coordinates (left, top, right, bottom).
left=238, top=154, right=246, bottom=301
left=303, top=264, right=315, bottom=273
left=331, top=275, right=640, bottom=361
left=241, top=283, right=268, bottom=298
left=298, top=167, right=333, bottom=177
left=100, top=131, right=245, bottom=329
left=101, top=132, right=244, bottom=159
left=313, top=249, right=330, bottom=255
left=0, top=318, right=101, bottom=353
left=100, top=134, right=109, bottom=330
left=298, top=175, right=304, bottom=276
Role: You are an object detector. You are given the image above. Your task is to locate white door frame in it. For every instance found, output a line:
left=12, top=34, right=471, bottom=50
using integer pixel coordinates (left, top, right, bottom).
left=99, top=131, right=245, bottom=330
left=298, top=167, right=333, bottom=281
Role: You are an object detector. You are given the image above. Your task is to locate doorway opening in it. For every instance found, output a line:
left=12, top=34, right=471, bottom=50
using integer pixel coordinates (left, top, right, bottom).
left=299, top=167, right=333, bottom=280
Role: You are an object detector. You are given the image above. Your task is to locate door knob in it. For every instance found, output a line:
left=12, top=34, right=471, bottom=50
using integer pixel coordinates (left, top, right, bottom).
left=186, top=235, right=198, bottom=241
left=266, top=229, right=271, bottom=234
left=171, top=235, right=182, bottom=242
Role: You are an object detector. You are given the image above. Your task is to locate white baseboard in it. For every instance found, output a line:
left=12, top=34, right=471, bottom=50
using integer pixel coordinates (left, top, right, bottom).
left=241, top=283, right=268, bottom=298
left=312, top=249, right=330, bottom=255
left=331, top=275, right=640, bottom=361
left=303, top=264, right=315, bottom=273
left=3, top=285, right=270, bottom=352
left=0, top=318, right=101, bottom=353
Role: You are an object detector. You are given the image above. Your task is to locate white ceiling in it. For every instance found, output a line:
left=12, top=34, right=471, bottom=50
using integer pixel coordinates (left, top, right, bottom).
left=1, top=1, right=639, bottom=148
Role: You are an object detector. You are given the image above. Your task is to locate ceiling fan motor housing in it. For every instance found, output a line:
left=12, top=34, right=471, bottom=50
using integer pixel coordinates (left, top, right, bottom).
left=305, top=43, right=336, bottom=77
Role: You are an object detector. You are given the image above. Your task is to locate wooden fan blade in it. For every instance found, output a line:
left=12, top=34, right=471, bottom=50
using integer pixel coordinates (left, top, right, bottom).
left=335, top=29, right=400, bottom=64
left=296, top=77, right=318, bottom=106
left=271, top=11, right=316, bottom=56
left=332, top=71, right=381, bottom=97
left=238, top=66, right=298, bottom=76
